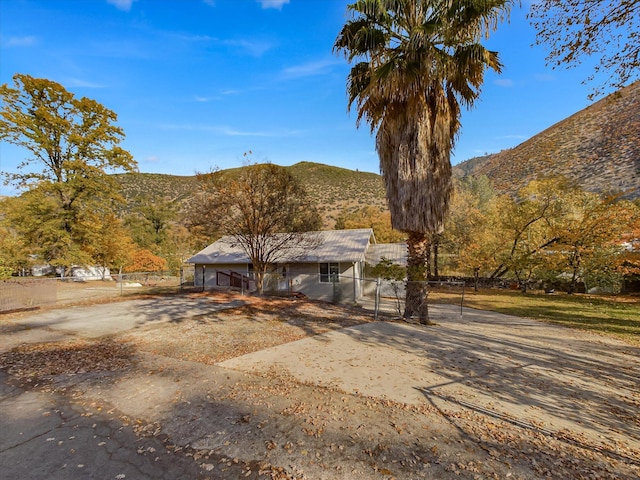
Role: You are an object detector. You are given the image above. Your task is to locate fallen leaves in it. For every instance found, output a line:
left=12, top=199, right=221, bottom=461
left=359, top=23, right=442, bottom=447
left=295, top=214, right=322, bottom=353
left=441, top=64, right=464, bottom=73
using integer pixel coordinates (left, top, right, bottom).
left=117, top=298, right=373, bottom=366
left=0, top=340, right=136, bottom=381
left=3, top=292, right=639, bottom=479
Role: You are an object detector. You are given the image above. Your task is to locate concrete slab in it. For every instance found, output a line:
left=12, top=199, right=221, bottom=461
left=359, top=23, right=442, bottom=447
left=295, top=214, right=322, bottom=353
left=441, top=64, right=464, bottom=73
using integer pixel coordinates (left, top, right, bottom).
left=1, top=296, right=247, bottom=343
left=219, top=304, right=640, bottom=451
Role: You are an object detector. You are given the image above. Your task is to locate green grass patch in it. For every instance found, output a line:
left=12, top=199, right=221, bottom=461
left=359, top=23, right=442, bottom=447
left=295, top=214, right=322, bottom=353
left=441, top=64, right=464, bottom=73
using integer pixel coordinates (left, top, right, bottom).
left=430, top=288, right=640, bottom=346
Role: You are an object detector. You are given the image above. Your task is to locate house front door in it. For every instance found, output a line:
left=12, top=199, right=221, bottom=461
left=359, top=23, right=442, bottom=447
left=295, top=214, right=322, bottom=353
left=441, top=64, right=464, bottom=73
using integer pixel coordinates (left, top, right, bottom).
left=278, top=265, right=289, bottom=292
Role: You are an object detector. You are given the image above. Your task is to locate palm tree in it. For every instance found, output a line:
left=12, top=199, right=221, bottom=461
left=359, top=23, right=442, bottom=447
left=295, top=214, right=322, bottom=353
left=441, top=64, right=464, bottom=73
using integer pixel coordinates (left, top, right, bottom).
left=335, top=0, right=515, bottom=324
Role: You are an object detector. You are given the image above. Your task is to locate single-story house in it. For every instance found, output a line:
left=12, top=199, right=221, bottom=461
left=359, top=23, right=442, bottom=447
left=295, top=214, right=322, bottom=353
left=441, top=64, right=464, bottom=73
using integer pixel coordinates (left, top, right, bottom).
left=187, top=229, right=378, bottom=303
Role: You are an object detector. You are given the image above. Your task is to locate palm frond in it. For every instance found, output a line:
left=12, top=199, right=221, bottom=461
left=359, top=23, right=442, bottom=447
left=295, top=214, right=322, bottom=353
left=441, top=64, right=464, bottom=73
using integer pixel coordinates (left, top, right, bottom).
left=335, top=0, right=513, bottom=234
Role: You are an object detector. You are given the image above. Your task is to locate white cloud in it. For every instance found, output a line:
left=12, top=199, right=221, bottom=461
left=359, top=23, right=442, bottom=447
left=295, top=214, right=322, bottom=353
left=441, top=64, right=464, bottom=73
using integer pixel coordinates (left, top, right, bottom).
left=3, top=36, right=37, bottom=47
left=172, top=33, right=214, bottom=43
left=192, top=90, right=239, bottom=103
left=65, top=78, right=106, bottom=88
left=494, top=78, right=514, bottom=87
left=224, top=39, right=274, bottom=57
left=106, top=0, right=135, bottom=12
left=498, top=134, right=529, bottom=140
left=144, top=156, right=160, bottom=162
left=161, top=123, right=301, bottom=138
left=534, top=73, right=555, bottom=82
left=257, top=0, right=290, bottom=10
left=281, top=59, right=340, bottom=79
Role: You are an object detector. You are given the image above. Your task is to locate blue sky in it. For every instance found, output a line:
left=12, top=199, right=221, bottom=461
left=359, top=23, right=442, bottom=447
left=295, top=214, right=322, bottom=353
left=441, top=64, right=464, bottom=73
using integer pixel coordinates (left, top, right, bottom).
left=0, top=0, right=609, bottom=196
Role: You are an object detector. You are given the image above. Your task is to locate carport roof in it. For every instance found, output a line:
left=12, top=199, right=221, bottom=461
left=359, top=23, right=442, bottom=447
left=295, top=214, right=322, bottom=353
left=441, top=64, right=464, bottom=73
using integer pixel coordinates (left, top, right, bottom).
left=365, top=243, right=407, bottom=267
left=188, top=229, right=375, bottom=265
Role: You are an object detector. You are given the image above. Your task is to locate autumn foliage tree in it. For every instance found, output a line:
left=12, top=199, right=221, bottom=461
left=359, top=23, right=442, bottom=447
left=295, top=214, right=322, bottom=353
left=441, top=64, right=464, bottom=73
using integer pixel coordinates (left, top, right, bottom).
left=189, top=159, right=322, bottom=294
left=528, top=0, right=640, bottom=98
left=616, top=210, right=640, bottom=285
left=124, top=248, right=167, bottom=273
left=444, top=175, right=639, bottom=293
left=0, top=201, right=31, bottom=277
left=548, top=192, right=638, bottom=293
left=442, top=177, right=501, bottom=288
left=123, top=193, right=195, bottom=274
left=0, top=74, right=137, bottom=274
left=334, top=206, right=405, bottom=243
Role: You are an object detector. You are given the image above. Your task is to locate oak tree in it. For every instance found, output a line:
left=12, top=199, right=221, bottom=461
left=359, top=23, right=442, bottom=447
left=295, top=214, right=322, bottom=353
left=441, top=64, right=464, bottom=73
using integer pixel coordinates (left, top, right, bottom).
left=528, top=0, right=640, bottom=98
left=0, top=74, right=136, bottom=273
left=189, top=159, right=322, bottom=294
left=334, top=205, right=405, bottom=243
left=550, top=192, right=637, bottom=293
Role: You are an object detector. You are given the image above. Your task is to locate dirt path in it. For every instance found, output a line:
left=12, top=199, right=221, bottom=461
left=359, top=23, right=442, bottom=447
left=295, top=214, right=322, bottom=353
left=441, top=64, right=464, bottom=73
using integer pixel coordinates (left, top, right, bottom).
left=1, top=293, right=639, bottom=479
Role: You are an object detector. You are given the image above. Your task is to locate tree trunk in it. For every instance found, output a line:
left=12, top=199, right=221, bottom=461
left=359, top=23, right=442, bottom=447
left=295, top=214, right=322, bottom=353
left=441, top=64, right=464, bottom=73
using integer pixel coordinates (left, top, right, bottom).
left=432, top=234, right=440, bottom=278
left=256, top=269, right=265, bottom=295
left=403, top=231, right=432, bottom=325
left=474, top=267, right=479, bottom=292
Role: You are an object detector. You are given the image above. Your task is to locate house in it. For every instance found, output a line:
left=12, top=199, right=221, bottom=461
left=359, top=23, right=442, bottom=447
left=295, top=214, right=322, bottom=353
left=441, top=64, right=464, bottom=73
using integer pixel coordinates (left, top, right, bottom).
left=31, top=263, right=110, bottom=281
left=187, top=229, right=377, bottom=303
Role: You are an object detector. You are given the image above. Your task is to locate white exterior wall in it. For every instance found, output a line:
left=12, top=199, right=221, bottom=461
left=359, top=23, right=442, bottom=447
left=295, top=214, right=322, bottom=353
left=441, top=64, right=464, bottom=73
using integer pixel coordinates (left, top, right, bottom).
left=194, top=261, right=366, bottom=303
left=289, top=262, right=363, bottom=303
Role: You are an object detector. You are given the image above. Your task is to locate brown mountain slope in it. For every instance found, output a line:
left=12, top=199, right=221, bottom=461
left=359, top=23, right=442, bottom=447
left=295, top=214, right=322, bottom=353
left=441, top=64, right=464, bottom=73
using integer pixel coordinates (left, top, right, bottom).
left=454, top=81, right=640, bottom=199
left=113, top=162, right=387, bottom=228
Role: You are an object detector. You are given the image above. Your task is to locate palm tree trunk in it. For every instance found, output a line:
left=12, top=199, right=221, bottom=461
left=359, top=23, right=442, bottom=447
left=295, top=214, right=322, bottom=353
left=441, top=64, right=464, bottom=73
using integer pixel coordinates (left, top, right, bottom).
left=404, top=231, right=432, bottom=324
left=432, top=234, right=440, bottom=278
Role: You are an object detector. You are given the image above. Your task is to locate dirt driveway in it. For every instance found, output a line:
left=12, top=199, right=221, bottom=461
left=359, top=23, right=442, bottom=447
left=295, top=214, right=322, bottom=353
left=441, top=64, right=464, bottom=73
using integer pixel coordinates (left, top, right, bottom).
left=1, top=292, right=639, bottom=479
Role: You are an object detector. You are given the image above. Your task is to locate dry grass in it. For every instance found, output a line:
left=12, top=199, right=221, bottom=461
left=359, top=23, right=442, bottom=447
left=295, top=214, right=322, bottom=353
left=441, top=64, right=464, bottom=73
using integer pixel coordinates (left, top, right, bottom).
left=431, top=287, right=640, bottom=346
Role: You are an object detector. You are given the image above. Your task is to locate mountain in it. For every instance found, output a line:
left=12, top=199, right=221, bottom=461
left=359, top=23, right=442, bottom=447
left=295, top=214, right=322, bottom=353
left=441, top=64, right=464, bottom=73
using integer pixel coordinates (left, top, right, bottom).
left=113, top=82, right=639, bottom=225
left=113, top=162, right=387, bottom=228
left=454, top=81, right=640, bottom=199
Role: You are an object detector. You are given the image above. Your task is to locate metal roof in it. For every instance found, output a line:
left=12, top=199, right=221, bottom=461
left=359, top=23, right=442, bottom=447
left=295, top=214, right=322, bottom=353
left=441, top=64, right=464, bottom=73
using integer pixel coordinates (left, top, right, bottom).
left=187, top=229, right=375, bottom=265
left=365, top=243, right=407, bottom=266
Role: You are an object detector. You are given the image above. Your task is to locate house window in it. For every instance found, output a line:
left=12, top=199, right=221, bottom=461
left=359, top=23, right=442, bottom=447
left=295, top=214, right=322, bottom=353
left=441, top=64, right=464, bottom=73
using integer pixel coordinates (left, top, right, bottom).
left=319, top=262, right=339, bottom=283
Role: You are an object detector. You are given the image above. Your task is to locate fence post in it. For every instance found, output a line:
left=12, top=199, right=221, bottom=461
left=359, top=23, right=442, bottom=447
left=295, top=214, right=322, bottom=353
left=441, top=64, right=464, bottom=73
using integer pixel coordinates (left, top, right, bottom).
left=352, top=262, right=357, bottom=304
left=374, top=278, right=380, bottom=321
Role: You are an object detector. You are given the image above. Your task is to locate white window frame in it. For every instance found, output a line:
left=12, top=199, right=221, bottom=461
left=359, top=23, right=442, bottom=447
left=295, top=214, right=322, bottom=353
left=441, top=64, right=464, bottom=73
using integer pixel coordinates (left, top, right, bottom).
left=319, top=262, right=340, bottom=283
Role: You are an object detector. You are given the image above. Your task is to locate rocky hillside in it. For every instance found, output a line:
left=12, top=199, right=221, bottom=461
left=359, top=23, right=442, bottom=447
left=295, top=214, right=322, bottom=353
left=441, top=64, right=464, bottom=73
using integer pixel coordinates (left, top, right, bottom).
left=454, top=81, right=640, bottom=199
left=114, top=162, right=387, bottom=228
left=113, top=81, right=639, bottom=224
